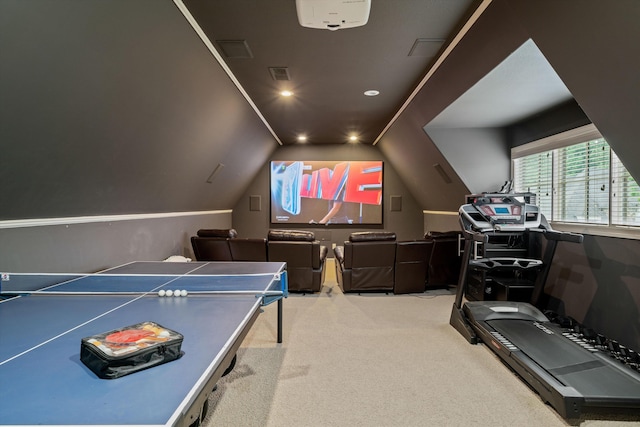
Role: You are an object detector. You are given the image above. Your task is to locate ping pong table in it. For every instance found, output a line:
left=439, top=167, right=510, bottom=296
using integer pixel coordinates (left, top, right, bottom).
left=0, top=260, right=288, bottom=427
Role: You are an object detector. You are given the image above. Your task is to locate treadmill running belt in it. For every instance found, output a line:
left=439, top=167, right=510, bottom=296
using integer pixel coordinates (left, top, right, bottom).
left=488, top=319, right=596, bottom=369
left=488, top=319, right=640, bottom=401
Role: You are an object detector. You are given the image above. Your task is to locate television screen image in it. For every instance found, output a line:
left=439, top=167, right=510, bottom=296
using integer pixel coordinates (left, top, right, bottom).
left=270, top=160, right=383, bottom=225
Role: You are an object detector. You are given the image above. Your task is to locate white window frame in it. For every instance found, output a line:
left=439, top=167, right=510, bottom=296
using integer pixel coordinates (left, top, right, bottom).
left=511, top=124, right=640, bottom=239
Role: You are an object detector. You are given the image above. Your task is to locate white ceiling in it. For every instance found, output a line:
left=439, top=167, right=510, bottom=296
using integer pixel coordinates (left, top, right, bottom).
left=426, top=39, right=574, bottom=129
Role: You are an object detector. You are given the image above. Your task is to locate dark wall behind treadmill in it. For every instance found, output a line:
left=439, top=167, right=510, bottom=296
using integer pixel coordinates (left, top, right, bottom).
left=545, top=235, right=640, bottom=353
left=507, top=85, right=640, bottom=354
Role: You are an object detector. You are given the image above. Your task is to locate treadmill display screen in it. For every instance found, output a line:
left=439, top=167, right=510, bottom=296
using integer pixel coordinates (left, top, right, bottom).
left=494, top=207, right=510, bottom=214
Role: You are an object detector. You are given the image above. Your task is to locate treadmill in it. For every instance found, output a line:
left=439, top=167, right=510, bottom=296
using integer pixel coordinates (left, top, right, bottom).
left=450, top=192, right=640, bottom=419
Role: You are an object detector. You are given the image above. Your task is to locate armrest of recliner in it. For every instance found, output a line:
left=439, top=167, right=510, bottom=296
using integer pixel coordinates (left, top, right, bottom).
left=310, top=243, right=328, bottom=270
left=319, top=245, right=328, bottom=262
left=333, top=245, right=345, bottom=265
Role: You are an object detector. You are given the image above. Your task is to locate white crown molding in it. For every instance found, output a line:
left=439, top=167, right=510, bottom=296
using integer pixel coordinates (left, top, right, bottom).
left=0, top=210, right=232, bottom=230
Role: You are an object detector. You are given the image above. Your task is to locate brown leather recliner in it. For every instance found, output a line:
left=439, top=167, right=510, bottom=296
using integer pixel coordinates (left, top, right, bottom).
left=394, top=240, right=433, bottom=294
left=267, top=230, right=328, bottom=293
left=190, top=229, right=237, bottom=261
left=229, top=238, right=268, bottom=261
left=334, top=231, right=397, bottom=293
left=425, top=231, right=463, bottom=288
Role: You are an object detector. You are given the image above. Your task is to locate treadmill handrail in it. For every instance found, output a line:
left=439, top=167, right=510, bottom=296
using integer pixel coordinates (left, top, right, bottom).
left=526, top=221, right=584, bottom=244
left=460, top=222, right=488, bottom=243
left=543, top=229, right=584, bottom=244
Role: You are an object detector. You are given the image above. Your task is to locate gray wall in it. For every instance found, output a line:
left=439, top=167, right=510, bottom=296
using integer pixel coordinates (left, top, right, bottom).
left=423, top=212, right=460, bottom=234
left=0, top=212, right=231, bottom=273
left=232, top=145, right=424, bottom=251
left=425, top=127, right=509, bottom=194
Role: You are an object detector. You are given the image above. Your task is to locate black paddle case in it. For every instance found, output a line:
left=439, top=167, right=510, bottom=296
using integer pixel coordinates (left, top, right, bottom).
left=80, top=321, right=184, bottom=379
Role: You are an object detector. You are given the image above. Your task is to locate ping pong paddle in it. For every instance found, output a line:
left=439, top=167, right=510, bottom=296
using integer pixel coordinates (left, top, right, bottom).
left=105, top=329, right=154, bottom=344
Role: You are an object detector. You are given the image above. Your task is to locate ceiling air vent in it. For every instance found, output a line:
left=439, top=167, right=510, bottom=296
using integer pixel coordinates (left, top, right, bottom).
left=269, top=67, right=291, bottom=81
left=216, top=40, right=253, bottom=59
left=408, top=38, right=446, bottom=57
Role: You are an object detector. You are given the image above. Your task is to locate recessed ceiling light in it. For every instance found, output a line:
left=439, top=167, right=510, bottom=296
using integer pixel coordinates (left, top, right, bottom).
left=280, top=90, right=294, bottom=97
left=297, top=134, right=307, bottom=142
left=349, top=135, right=358, bottom=142
left=364, top=90, right=380, bottom=96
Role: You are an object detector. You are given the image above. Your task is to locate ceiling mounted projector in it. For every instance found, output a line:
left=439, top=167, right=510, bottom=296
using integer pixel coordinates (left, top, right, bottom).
left=296, top=0, right=371, bottom=31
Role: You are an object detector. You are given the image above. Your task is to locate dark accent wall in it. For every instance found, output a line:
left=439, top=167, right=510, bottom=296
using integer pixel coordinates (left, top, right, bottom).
left=507, top=99, right=591, bottom=148
left=0, top=0, right=276, bottom=271
left=0, top=0, right=277, bottom=220
left=545, top=235, right=640, bottom=353
left=377, top=0, right=528, bottom=211
left=2, top=0, right=640, bottom=275
left=378, top=0, right=640, bottom=207
left=232, top=145, right=424, bottom=250
left=505, top=0, right=640, bottom=183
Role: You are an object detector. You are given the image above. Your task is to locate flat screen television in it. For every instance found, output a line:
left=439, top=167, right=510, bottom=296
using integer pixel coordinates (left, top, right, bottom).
left=270, top=160, right=383, bottom=225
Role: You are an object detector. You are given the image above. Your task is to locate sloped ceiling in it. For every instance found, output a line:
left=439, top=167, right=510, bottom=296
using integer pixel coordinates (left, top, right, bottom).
left=424, top=39, right=574, bottom=194
left=181, top=0, right=477, bottom=145
left=427, top=39, right=573, bottom=129
left=181, top=0, right=584, bottom=211
left=0, top=0, right=278, bottom=220
left=3, top=0, right=639, bottom=222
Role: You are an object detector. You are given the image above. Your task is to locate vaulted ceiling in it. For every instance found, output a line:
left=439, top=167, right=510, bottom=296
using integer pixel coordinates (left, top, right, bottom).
left=181, top=0, right=477, bottom=145
left=4, top=0, right=638, bottom=223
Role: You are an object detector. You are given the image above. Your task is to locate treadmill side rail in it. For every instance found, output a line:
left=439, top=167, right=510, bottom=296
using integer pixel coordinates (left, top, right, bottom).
left=508, top=344, right=585, bottom=418
left=449, top=304, right=477, bottom=344
left=466, top=314, right=585, bottom=418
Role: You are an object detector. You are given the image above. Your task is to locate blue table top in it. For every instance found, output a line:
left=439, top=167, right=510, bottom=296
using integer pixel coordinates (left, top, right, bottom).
left=0, top=261, right=287, bottom=426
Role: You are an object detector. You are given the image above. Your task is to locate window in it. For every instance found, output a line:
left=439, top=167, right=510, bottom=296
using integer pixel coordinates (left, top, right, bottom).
left=512, top=151, right=552, bottom=218
left=554, top=138, right=609, bottom=224
left=611, top=151, right=640, bottom=226
left=512, top=124, right=640, bottom=229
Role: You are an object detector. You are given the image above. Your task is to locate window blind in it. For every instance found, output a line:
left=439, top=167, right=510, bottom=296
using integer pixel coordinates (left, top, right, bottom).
left=513, top=151, right=552, bottom=219
left=553, top=138, right=609, bottom=224
left=512, top=124, right=640, bottom=229
left=611, top=151, right=640, bottom=226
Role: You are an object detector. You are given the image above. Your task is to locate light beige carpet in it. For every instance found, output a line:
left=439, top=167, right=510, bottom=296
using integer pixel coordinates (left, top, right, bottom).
left=202, top=260, right=640, bottom=427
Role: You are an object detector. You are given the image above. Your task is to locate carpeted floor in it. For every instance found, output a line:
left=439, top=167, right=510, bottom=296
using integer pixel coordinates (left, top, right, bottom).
left=202, top=260, right=640, bottom=427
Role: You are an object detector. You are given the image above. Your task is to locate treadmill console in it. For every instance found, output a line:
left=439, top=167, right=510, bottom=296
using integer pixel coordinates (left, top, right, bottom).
left=460, top=193, right=541, bottom=232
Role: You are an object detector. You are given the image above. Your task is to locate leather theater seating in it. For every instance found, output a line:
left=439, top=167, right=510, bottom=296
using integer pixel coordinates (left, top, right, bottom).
left=191, top=228, right=462, bottom=295
left=334, top=230, right=463, bottom=294
left=424, top=231, right=462, bottom=288
left=191, top=229, right=268, bottom=262
left=267, top=230, right=328, bottom=293
left=190, top=228, right=327, bottom=293
left=393, top=232, right=462, bottom=293
left=334, top=231, right=397, bottom=293
left=229, top=238, right=268, bottom=261
left=190, top=228, right=238, bottom=261
left=394, top=239, right=433, bottom=294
